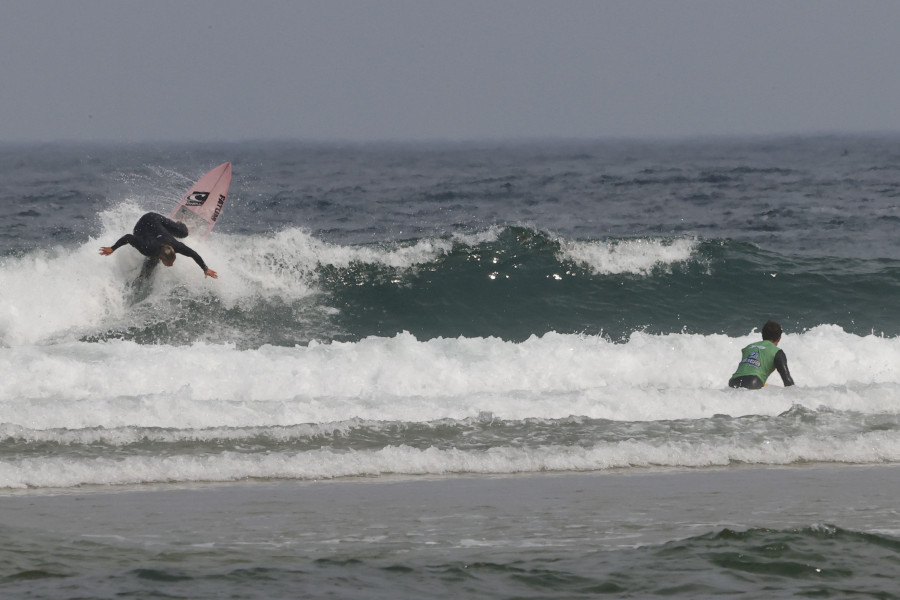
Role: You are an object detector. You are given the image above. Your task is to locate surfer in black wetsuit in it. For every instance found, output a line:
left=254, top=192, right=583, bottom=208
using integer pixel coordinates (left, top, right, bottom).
left=99, top=212, right=218, bottom=279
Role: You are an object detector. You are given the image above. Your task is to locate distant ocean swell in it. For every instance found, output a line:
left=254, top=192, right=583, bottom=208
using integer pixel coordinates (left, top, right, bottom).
left=290, top=227, right=900, bottom=341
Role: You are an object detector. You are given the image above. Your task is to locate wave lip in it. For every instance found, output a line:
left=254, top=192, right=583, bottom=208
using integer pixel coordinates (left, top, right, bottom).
left=558, top=237, right=698, bottom=275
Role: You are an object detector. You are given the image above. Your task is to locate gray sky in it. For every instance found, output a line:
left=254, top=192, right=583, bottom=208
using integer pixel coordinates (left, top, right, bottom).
left=3, top=0, right=900, bottom=143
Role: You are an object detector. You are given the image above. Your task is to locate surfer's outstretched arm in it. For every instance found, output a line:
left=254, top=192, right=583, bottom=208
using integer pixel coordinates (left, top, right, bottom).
left=100, top=234, right=136, bottom=255
left=169, top=240, right=218, bottom=279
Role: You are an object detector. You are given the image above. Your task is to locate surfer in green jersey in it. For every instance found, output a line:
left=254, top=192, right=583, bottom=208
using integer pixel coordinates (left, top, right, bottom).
left=728, top=320, right=795, bottom=389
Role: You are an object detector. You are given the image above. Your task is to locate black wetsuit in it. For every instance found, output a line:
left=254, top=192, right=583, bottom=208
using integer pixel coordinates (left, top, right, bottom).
left=111, top=212, right=208, bottom=273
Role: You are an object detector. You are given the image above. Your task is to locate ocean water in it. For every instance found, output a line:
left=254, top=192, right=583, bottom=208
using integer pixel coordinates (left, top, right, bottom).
left=1, top=136, right=899, bottom=598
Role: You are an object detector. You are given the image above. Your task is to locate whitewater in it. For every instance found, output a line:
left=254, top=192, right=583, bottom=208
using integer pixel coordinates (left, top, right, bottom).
left=1, top=201, right=899, bottom=489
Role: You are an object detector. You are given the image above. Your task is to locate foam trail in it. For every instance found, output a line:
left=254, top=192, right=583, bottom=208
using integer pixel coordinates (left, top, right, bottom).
left=0, top=244, right=126, bottom=347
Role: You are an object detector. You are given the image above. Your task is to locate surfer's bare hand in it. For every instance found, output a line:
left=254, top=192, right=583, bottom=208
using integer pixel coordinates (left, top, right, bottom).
left=99, top=247, right=114, bottom=256
left=205, top=268, right=218, bottom=279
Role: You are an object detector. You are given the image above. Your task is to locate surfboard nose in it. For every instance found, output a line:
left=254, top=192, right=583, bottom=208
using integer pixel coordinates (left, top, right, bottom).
left=169, top=162, right=233, bottom=237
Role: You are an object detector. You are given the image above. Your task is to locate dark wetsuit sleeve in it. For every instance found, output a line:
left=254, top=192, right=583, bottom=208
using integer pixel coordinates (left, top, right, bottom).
left=774, top=350, right=795, bottom=386
left=170, top=240, right=208, bottom=272
left=159, top=215, right=189, bottom=239
left=110, top=234, right=135, bottom=251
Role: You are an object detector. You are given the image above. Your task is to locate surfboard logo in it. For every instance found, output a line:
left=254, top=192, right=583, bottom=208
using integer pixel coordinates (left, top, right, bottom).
left=168, top=162, right=231, bottom=236
left=185, top=191, right=209, bottom=207
left=211, top=194, right=226, bottom=222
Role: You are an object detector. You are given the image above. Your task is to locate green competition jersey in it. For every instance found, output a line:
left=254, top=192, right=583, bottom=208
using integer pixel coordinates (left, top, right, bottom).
left=731, top=340, right=780, bottom=382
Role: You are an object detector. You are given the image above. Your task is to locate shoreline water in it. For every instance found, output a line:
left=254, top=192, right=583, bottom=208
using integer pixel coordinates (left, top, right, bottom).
left=2, top=463, right=897, bottom=538
left=1, top=465, right=897, bottom=598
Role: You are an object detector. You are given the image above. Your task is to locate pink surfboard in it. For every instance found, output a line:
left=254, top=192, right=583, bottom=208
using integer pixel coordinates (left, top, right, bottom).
left=169, top=162, right=232, bottom=237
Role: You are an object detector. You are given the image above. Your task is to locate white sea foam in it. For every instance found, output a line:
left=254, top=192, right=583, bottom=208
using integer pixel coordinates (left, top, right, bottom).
left=1, top=327, right=898, bottom=432
left=1, top=430, right=897, bottom=489
left=558, top=237, right=698, bottom=275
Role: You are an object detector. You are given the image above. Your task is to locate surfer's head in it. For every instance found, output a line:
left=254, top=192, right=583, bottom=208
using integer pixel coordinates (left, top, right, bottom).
left=762, top=320, right=783, bottom=343
left=158, top=244, right=176, bottom=267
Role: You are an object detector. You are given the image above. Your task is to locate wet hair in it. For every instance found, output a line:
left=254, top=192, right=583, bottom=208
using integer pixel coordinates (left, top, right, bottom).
left=158, top=244, right=176, bottom=265
left=761, top=320, right=783, bottom=342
